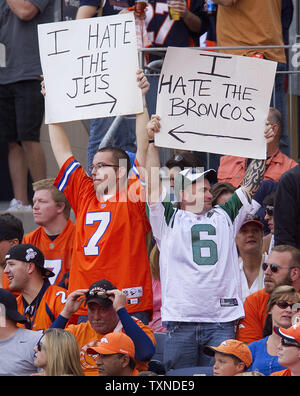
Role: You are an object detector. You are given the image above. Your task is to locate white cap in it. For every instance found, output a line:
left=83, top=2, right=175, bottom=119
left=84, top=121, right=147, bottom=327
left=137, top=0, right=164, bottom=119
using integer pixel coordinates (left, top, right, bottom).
left=174, top=167, right=217, bottom=201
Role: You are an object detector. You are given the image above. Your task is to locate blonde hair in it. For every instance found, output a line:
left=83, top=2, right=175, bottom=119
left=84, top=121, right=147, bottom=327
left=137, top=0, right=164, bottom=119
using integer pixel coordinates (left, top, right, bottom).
left=42, top=329, right=84, bottom=376
left=32, top=178, right=71, bottom=220
left=267, top=285, right=300, bottom=313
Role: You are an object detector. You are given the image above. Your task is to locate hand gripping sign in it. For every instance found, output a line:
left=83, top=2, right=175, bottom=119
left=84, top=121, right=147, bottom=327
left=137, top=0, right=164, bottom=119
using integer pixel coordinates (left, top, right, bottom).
left=38, top=12, right=142, bottom=124
left=155, top=47, right=277, bottom=160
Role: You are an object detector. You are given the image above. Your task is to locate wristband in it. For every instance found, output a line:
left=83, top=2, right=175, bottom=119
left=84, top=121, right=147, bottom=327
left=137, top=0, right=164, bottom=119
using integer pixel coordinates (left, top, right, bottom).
left=148, top=139, right=155, bottom=144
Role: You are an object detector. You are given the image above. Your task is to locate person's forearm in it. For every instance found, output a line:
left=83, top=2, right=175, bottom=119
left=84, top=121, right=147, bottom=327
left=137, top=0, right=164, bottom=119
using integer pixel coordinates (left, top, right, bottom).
left=6, top=0, right=39, bottom=20
left=182, top=10, right=202, bottom=33
left=241, top=159, right=266, bottom=203
left=117, top=308, right=155, bottom=361
left=49, top=314, right=69, bottom=329
left=135, top=97, right=149, bottom=169
left=48, top=124, right=73, bottom=169
left=146, top=142, right=162, bottom=205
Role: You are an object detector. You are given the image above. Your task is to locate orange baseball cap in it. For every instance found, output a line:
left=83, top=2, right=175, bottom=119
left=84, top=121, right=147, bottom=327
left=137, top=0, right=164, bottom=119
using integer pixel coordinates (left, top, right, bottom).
left=204, top=339, right=252, bottom=368
left=274, top=322, right=300, bottom=345
left=87, top=332, right=135, bottom=359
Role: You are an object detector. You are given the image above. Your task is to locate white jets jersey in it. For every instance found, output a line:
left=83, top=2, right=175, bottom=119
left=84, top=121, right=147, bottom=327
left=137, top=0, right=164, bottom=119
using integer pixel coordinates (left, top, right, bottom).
left=149, top=187, right=252, bottom=323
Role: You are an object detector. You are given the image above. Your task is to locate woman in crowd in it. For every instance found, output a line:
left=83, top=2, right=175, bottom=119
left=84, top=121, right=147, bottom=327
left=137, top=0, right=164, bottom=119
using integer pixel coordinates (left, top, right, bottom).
left=247, top=285, right=300, bottom=376
left=33, top=328, right=84, bottom=376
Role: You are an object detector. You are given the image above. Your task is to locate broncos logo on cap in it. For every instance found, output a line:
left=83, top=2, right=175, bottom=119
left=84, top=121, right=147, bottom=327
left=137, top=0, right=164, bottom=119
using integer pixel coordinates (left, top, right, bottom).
left=25, top=248, right=37, bottom=262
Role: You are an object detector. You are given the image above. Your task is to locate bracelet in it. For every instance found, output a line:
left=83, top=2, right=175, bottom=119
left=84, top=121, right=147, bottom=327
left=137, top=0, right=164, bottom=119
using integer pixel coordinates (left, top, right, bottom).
left=148, top=139, right=155, bottom=144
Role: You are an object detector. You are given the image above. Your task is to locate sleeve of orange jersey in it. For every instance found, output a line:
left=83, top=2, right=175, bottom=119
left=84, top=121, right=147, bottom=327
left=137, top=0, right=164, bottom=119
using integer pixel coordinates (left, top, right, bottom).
left=53, top=156, right=88, bottom=215
left=236, top=293, right=266, bottom=343
left=51, top=287, right=68, bottom=319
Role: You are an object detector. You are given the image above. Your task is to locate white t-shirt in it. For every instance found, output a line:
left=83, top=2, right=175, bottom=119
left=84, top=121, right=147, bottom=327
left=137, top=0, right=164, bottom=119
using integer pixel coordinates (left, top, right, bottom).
left=149, top=187, right=252, bottom=324
left=240, top=253, right=267, bottom=302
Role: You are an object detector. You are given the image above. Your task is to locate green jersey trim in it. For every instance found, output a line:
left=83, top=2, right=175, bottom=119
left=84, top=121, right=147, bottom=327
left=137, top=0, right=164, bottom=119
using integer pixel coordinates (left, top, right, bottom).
left=161, top=200, right=177, bottom=227
left=218, top=191, right=243, bottom=223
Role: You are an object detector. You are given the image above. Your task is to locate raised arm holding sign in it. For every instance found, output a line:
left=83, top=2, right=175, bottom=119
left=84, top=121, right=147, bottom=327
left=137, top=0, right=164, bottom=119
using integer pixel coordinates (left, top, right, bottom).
left=145, top=110, right=276, bottom=370
left=42, top=70, right=154, bottom=324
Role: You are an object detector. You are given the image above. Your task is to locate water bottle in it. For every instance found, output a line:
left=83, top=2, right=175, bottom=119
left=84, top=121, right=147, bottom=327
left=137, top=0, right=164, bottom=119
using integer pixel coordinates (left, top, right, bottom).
left=206, top=0, right=217, bottom=15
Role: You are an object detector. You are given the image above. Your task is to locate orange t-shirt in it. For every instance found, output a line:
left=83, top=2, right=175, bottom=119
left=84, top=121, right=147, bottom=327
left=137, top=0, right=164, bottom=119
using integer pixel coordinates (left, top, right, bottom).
left=270, top=369, right=291, bottom=376
left=54, top=156, right=153, bottom=317
left=23, top=219, right=75, bottom=287
left=66, top=318, right=156, bottom=376
left=17, top=281, right=67, bottom=332
left=216, top=0, right=285, bottom=63
left=217, top=150, right=298, bottom=188
left=236, top=288, right=270, bottom=343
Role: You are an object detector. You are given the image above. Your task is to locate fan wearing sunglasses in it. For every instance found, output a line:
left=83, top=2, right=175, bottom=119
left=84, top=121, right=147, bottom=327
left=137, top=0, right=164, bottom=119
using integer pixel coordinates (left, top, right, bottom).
left=270, top=321, right=300, bottom=376
left=33, top=328, right=84, bottom=376
left=236, top=245, right=300, bottom=344
left=247, top=285, right=300, bottom=376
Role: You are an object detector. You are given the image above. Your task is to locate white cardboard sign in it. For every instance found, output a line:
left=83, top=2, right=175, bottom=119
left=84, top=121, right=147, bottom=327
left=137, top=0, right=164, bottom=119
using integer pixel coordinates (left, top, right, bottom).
left=38, top=12, right=142, bottom=124
left=156, top=47, right=277, bottom=159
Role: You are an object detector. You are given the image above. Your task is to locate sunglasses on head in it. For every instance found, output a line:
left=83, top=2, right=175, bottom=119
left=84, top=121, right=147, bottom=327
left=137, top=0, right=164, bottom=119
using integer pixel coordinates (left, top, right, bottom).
left=262, top=262, right=291, bottom=273
left=275, top=300, right=299, bottom=311
left=281, top=338, right=300, bottom=348
left=265, top=206, right=274, bottom=216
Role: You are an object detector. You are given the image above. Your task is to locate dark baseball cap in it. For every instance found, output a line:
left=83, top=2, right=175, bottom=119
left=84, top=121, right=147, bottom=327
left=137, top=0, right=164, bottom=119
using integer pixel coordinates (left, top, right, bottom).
left=5, top=244, right=55, bottom=278
left=0, top=288, right=27, bottom=324
left=85, top=280, right=117, bottom=308
left=240, top=214, right=264, bottom=230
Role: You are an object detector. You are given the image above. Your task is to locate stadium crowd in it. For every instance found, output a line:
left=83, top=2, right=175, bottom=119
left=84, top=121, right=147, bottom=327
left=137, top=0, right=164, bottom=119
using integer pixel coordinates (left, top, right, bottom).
left=1, top=0, right=300, bottom=378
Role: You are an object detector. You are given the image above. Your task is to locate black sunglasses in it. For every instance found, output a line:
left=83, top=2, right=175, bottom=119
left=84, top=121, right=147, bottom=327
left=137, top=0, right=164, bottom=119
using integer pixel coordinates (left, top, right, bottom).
left=276, top=300, right=297, bottom=310
left=281, top=338, right=300, bottom=348
left=265, top=206, right=274, bottom=217
left=37, top=340, right=44, bottom=352
left=262, top=262, right=291, bottom=273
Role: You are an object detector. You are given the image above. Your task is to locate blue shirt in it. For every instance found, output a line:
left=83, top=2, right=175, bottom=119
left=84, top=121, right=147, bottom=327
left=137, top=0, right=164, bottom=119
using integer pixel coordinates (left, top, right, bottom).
left=248, top=337, right=285, bottom=376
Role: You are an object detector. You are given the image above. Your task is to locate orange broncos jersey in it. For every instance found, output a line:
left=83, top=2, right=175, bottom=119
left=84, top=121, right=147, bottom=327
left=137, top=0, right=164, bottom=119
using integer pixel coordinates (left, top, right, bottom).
left=23, top=219, right=75, bottom=287
left=2, top=274, right=20, bottom=297
left=66, top=318, right=156, bottom=376
left=236, top=288, right=270, bottom=343
left=54, top=156, right=153, bottom=317
left=17, top=280, right=67, bottom=332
